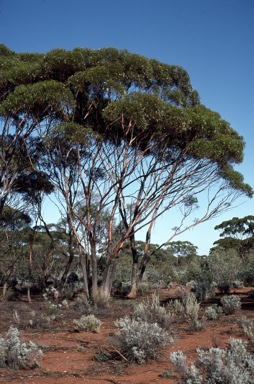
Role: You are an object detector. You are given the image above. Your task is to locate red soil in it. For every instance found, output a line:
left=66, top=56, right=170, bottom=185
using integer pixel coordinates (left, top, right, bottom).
left=0, top=286, right=253, bottom=384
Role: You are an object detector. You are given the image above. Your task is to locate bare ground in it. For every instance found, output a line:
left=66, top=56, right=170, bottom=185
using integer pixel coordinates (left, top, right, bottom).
left=0, top=286, right=254, bottom=384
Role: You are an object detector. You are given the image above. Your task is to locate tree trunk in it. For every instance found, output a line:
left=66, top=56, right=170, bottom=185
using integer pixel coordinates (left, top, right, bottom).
left=138, top=222, right=153, bottom=283
left=79, top=249, right=90, bottom=300
left=90, top=241, right=98, bottom=300
left=138, top=256, right=150, bottom=283
left=127, top=261, right=138, bottom=298
left=2, top=282, right=8, bottom=299
left=109, top=256, right=119, bottom=293
left=127, top=234, right=138, bottom=298
left=27, top=286, right=31, bottom=303
left=59, top=233, right=75, bottom=291
left=100, top=258, right=113, bottom=302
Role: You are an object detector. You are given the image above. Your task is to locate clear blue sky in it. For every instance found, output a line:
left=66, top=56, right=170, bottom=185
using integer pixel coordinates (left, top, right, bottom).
left=1, top=0, right=253, bottom=254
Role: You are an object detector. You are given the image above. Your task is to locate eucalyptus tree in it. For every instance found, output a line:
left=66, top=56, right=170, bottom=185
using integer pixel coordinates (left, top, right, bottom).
left=213, top=216, right=254, bottom=260
left=0, top=45, right=252, bottom=300
left=0, top=45, right=54, bottom=216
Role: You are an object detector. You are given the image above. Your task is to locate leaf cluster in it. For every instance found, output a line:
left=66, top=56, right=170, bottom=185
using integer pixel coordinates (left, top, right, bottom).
left=0, top=44, right=252, bottom=203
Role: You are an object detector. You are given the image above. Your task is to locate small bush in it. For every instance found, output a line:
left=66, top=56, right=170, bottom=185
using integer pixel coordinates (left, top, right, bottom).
left=237, top=316, right=254, bottom=342
left=137, top=282, right=151, bottom=296
left=159, top=369, right=174, bottom=379
left=170, top=338, right=254, bottom=383
left=113, top=316, right=171, bottom=364
left=73, top=314, right=102, bottom=333
left=0, top=326, right=43, bottom=370
left=221, top=295, right=241, bottom=315
left=233, top=280, right=244, bottom=289
left=133, top=293, right=172, bottom=329
left=4, top=288, right=16, bottom=301
left=205, top=305, right=223, bottom=320
left=191, top=276, right=214, bottom=302
left=92, top=291, right=111, bottom=307
left=43, top=286, right=59, bottom=302
left=45, top=303, right=58, bottom=316
left=217, top=282, right=231, bottom=294
left=170, top=292, right=201, bottom=326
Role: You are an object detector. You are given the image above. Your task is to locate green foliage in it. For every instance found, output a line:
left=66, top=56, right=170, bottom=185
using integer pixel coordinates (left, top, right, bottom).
left=0, top=206, right=31, bottom=230
left=213, top=216, right=254, bottom=259
left=185, top=256, right=214, bottom=301
left=207, top=249, right=242, bottom=290
left=240, top=254, right=254, bottom=285
left=215, top=216, right=254, bottom=239
left=0, top=80, right=75, bottom=118
left=0, top=45, right=251, bottom=195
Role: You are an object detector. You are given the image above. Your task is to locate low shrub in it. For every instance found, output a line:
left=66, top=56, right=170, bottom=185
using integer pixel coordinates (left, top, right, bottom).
left=221, top=295, right=241, bottom=315
left=170, top=338, right=254, bottom=383
left=237, top=316, right=254, bottom=342
left=232, top=280, right=244, bottom=289
left=133, top=293, right=172, bottom=329
left=113, top=316, right=171, bottom=364
left=217, top=282, right=231, bottom=294
left=137, top=282, right=151, bottom=296
left=0, top=326, right=43, bottom=370
left=170, top=292, right=201, bottom=328
left=45, top=303, right=58, bottom=316
left=205, top=304, right=223, bottom=321
left=73, top=314, right=102, bottom=333
left=42, top=286, right=59, bottom=302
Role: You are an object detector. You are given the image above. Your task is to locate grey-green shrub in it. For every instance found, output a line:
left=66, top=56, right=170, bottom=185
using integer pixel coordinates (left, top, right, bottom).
left=237, top=316, right=254, bottom=342
left=221, top=295, right=241, bottom=314
left=170, top=292, right=201, bottom=327
left=205, top=304, right=223, bottom=320
left=170, top=338, right=254, bottom=383
left=73, top=314, right=102, bottom=333
left=170, top=292, right=198, bottom=317
left=233, top=280, right=244, bottom=289
left=133, top=293, right=172, bottom=329
left=113, top=316, right=171, bottom=364
left=0, top=326, right=43, bottom=370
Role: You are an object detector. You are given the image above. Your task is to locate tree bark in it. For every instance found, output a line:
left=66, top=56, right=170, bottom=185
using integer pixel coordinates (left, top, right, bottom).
left=90, top=241, right=98, bottom=299
left=79, top=249, right=90, bottom=300
left=59, top=231, right=75, bottom=291
left=127, top=234, right=138, bottom=298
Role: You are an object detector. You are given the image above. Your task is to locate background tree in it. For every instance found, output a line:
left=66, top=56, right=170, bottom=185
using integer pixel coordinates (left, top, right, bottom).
left=213, top=216, right=254, bottom=260
left=208, top=248, right=242, bottom=292
left=0, top=208, right=71, bottom=298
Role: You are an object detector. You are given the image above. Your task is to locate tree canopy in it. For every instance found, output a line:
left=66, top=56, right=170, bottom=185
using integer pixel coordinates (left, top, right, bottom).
left=213, top=216, right=254, bottom=260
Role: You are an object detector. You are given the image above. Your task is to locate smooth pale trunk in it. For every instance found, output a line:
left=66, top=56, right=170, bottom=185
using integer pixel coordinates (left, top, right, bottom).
left=127, top=261, right=138, bottom=298
left=80, top=251, right=90, bottom=300
left=100, top=259, right=113, bottom=302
